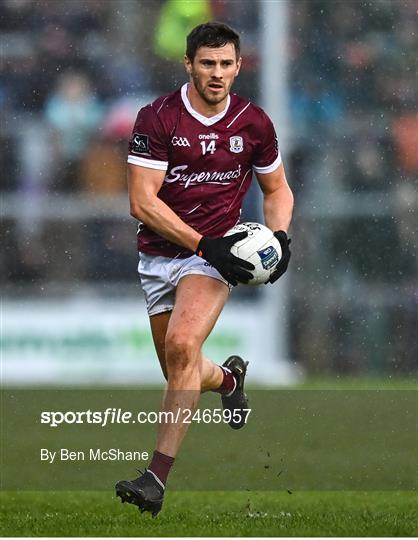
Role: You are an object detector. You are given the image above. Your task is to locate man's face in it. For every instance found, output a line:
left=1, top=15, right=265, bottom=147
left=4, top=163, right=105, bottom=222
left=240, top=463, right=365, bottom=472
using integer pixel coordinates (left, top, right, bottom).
left=185, top=44, right=241, bottom=105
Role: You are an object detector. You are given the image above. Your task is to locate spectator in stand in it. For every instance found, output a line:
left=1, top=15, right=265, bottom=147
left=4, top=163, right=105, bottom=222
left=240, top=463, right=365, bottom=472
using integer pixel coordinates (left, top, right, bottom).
left=44, top=72, right=103, bottom=191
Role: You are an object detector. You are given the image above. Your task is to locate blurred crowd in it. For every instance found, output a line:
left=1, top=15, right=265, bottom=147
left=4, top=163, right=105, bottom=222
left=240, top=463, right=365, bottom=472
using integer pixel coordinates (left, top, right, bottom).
left=2, top=0, right=417, bottom=373
left=289, top=0, right=417, bottom=191
left=287, top=0, right=417, bottom=374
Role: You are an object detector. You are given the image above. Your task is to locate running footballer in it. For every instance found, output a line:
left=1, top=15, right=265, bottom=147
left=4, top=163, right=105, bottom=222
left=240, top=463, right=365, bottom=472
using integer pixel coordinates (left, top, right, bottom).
left=115, top=22, right=294, bottom=516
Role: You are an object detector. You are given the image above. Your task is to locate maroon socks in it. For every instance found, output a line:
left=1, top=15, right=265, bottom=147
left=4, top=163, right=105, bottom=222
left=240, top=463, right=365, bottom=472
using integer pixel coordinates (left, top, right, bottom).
left=213, top=365, right=237, bottom=395
left=148, top=450, right=175, bottom=488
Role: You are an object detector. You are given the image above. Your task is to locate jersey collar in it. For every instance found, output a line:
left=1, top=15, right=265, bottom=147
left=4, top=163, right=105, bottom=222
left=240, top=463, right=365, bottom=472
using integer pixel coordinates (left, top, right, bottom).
left=181, top=83, right=231, bottom=126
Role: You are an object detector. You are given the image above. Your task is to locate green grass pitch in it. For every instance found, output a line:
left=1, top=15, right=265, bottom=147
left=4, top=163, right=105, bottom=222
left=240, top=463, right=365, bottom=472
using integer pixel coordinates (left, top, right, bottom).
left=1, top=380, right=416, bottom=536
left=1, top=490, right=417, bottom=536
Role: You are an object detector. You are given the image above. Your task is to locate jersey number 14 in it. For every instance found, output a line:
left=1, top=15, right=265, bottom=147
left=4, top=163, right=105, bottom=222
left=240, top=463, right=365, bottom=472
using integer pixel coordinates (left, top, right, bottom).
left=200, top=140, right=216, bottom=155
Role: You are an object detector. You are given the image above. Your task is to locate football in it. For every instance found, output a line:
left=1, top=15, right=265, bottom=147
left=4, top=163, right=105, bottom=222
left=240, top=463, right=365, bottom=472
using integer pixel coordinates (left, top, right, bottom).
left=224, top=222, right=282, bottom=285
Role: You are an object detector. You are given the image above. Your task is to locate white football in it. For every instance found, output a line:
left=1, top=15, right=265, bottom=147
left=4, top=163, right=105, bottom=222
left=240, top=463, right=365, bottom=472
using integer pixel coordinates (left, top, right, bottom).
left=224, top=222, right=282, bottom=286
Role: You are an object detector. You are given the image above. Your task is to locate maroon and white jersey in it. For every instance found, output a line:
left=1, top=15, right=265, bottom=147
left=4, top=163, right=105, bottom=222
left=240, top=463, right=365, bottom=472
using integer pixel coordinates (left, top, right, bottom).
left=128, top=83, right=281, bottom=258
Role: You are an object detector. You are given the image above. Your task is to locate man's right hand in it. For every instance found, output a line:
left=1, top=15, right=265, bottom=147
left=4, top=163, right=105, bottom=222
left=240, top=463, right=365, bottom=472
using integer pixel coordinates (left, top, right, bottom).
left=196, top=233, right=255, bottom=286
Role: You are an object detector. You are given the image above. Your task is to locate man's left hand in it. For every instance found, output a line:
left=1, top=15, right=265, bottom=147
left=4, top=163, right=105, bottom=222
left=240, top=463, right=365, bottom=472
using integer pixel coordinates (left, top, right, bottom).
left=267, top=230, right=291, bottom=284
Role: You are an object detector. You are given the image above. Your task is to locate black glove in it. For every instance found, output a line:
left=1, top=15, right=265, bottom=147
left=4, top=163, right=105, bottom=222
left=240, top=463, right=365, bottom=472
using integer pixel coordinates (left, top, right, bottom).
left=196, top=232, right=255, bottom=286
left=267, top=230, right=291, bottom=284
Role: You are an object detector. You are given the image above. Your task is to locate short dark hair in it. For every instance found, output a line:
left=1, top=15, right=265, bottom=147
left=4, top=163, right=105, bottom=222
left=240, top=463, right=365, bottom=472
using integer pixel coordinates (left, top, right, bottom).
left=186, top=22, right=240, bottom=62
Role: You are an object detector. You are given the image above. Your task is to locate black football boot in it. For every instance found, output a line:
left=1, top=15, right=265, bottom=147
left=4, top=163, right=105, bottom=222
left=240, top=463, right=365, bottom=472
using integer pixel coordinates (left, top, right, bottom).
left=115, top=469, right=164, bottom=517
left=221, top=355, right=250, bottom=430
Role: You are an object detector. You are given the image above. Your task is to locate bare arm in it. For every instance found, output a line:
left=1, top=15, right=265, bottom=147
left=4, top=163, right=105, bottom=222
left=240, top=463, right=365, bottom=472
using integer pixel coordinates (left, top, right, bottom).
left=256, top=164, right=294, bottom=233
left=128, top=164, right=202, bottom=251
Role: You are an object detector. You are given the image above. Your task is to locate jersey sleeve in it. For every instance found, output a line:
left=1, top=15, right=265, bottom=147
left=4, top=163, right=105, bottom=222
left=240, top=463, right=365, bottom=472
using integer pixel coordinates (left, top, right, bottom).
left=252, top=112, right=282, bottom=174
left=127, top=105, right=169, bottom=170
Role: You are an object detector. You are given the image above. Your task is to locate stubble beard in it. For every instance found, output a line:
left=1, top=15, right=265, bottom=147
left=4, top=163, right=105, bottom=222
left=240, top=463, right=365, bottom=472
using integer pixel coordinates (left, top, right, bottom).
left=193, top=74, right=229, bottom=106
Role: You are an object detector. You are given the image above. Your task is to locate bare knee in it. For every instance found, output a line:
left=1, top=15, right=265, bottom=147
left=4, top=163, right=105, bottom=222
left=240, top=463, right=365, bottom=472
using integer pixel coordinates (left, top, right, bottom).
left=165, top=331, right=200, bottom=374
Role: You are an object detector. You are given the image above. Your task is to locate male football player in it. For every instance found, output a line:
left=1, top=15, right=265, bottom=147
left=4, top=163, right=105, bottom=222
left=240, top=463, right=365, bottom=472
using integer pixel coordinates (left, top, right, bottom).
left=115, top=22, right=293, bottom=515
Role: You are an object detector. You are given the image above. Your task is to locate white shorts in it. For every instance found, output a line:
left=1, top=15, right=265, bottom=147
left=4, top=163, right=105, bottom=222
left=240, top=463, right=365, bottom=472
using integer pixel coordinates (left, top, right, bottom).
left=138, top=252, right=230, bottom=316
